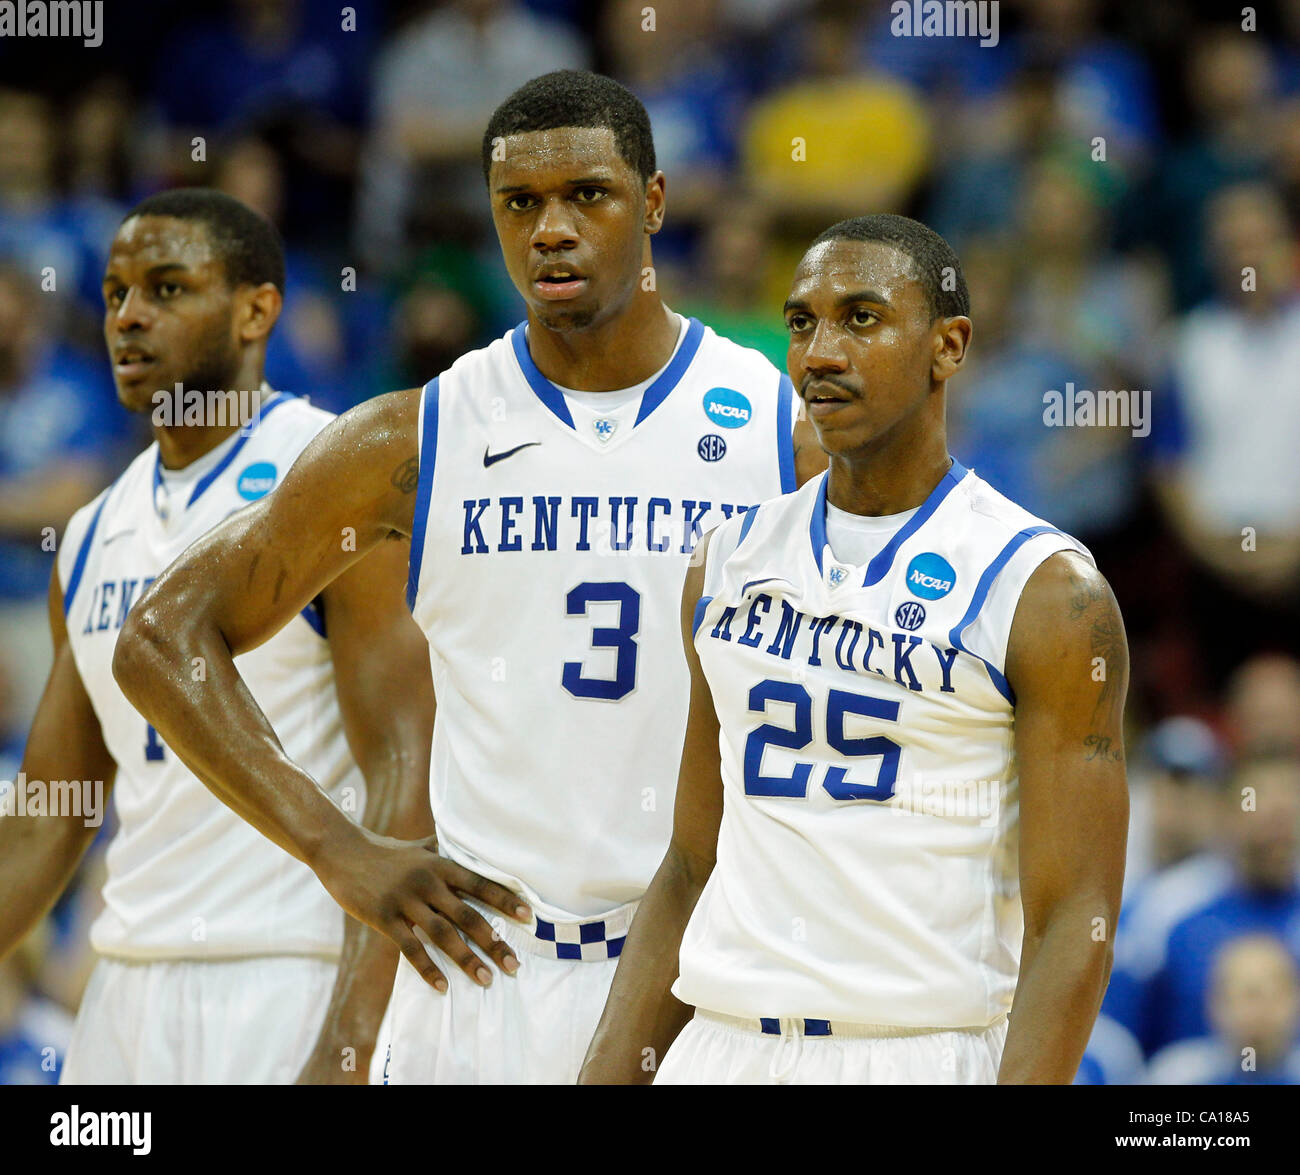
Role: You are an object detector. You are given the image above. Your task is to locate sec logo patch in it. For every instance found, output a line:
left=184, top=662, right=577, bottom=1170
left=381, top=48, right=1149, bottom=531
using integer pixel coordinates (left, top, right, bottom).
left=895, top=601, right=927, bottom=631
left=697, top=434, right=727, bottom=462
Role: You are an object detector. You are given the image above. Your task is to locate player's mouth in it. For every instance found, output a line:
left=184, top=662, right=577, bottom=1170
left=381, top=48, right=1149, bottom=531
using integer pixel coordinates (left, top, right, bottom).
left=532, top=265, right=589, bottom=301
left=802, top=381, right=856, bottom=419
left=114, top=346, right=158, bottom=382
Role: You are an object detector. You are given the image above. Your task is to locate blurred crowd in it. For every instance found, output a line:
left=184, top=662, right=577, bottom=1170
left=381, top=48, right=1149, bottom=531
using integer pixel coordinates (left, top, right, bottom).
left=1, top=0, right=1299, bottom=1085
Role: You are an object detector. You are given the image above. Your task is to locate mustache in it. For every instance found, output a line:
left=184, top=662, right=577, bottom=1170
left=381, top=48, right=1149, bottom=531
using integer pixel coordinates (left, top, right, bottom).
left=799, top=374, right=858, bottom=397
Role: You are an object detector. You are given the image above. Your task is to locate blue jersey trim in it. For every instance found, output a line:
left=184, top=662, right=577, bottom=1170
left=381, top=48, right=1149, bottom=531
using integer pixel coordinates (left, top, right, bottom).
left=633, top=317, right=705, bottom=425
left=737, top=504, right=760, bottom=546
left=692, top=594, right=713, bottom=638
left=511, top=324, right=575, bottom=430
left=948, top=524, right=1063, bottom=705
left=300, top=594, right=327, bottom=638
left=406, top=378, right=439, bottom=612
left=187, top=391, right=292, bottom=508
left=776, top=374, right=797, bottom=493
left=62, top=492, right=110, bottom=618
left=862, top=457, right=968, bottom=587
left=809, top=473, right=830, bottom=575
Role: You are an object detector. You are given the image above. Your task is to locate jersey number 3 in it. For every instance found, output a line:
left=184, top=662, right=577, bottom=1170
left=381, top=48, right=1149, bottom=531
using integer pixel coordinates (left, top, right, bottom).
left=563, top=582, right=640, bottom=701
left=744, top=679, right=901, bottom=802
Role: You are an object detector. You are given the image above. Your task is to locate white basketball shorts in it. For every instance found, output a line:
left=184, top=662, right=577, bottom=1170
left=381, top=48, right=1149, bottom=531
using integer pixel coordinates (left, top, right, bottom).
left=377, top=900, right=633, bottom=1084
left=654, top=1010, right=1009, bottom=1084
left=60, top=954, right=336, bottom=1084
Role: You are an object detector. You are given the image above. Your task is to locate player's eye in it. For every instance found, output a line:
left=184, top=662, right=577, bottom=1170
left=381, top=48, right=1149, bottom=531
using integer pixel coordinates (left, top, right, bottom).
left=504, top=194, right=537, bottom=212
left=105, top=287, right=125, bottom=307
left=157, top=281, right=182, bottom=299
left=573, top=187, right=606, bottom=203
left=786, top=313, right=813, bottom=333
left=850, top=307, right=880, bottom=327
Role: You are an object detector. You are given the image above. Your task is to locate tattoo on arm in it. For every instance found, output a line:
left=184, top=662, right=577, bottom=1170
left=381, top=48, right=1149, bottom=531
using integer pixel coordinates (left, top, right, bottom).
left=391, top=457, right=419, bottom=495
left=1066, top=569, right=1127, bottom=761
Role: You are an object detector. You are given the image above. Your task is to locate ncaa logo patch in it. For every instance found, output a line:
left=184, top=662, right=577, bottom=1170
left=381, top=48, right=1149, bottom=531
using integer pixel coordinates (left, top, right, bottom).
left=906, top=552, right=956, bottom=600
left=702, top=387, right=752, bottom=429
left=697, top=434, right=727, bottom=462
left=236, top=461, right=277, bottom=501
left=895, top=601, right=927, bottom=631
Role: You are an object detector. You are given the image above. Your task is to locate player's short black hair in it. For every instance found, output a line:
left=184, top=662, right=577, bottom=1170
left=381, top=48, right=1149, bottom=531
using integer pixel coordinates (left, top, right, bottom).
left=120, top=188, right=286, bottom=293
left=481, top=70, right=656, bottom=184
left=810, top=214, right=970, bottom=320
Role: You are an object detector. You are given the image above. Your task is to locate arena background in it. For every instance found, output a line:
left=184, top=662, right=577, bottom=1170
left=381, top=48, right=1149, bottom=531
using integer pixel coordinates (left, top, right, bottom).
left=1, top=0, right=1299, bottom=1086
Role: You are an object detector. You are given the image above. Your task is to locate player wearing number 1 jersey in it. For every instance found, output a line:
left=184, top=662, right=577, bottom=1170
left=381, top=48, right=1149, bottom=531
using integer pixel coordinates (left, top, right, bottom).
left=582, top=215, right=1130, bottom=1085
left=0, top=190, right=437, bottom=1084
left=115, top=72, right=825, bottom=1084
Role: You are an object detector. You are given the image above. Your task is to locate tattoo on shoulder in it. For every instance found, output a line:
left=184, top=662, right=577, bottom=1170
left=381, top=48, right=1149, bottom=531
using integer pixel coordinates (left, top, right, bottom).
left=391, top=457, right=419, bottom=494
left=1064, top=566, right=1128, bottom=758
left=1067, top=573, right=1105, bottom=620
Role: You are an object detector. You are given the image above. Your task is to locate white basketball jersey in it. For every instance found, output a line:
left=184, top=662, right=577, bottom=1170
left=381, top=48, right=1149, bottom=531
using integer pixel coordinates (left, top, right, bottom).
left=58, top=393, right=362, bottom=961
left=408, top=316, right=798, bottom=918
left=674, top=461, right=1092, bottom=1027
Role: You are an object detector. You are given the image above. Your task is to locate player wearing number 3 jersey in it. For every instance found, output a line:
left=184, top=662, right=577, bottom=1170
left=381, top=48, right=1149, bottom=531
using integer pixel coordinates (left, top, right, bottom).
left=582, top=215, right=1130, bottom=1085
left=115, top=72, right=825, bottom=1084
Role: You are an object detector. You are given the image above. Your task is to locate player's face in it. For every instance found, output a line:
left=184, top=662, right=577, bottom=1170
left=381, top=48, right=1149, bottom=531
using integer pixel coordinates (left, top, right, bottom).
left=102, top=215, right=243, bottom=413
left=784, top=239, right=940, bottom=459
left=488, top=125, right=663, bottom=332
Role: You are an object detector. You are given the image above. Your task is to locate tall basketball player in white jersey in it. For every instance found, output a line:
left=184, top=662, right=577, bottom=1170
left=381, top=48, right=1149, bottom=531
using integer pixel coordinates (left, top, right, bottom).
left=114, top=72, right=827, bottom=1084
left=580, top=214, right=1131, bottom=1085
left=0, top=189, right=445, bottom=1083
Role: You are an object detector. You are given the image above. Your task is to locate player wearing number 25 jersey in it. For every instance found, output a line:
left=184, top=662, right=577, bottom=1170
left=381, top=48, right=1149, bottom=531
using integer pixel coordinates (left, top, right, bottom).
left=583, top=215, right=1130, bottom=1086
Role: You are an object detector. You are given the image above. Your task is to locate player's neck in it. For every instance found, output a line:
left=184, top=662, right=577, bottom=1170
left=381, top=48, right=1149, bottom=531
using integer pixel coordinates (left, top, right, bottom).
left=525, top=297, right=680, bottom=392
left=826, top=433, right=954, bottom=518
left=152, top=377, right=272, bottom=471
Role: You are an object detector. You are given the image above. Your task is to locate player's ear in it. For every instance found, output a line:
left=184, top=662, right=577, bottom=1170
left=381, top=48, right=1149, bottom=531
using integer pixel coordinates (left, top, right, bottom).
left=932, top=315, right=972, bottom=384
left=644, top=170, right=666, bottom=235
left=237, top=282, right=283, bottom=345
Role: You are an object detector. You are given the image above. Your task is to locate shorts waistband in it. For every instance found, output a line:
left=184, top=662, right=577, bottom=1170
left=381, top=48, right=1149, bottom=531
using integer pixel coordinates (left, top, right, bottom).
left=470, top=898, right=638, bottom=962
left=695, top=1009, right=1007, bottom=1039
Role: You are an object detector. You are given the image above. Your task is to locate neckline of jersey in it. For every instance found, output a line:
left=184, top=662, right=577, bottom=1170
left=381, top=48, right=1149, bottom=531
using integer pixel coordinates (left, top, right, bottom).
left=809, top=457, right=970, bottom=586
left=510, top=315, right=706, bottom=432
left=151, top=390, right=291, bottom=515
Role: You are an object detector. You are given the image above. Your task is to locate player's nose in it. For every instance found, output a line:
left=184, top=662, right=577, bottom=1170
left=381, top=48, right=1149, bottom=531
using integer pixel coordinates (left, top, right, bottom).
left=111, top=286, right=154, bottom=331
left=800, top=319, right=849, bottom=373
left=530, top=196, right=580, bottom=252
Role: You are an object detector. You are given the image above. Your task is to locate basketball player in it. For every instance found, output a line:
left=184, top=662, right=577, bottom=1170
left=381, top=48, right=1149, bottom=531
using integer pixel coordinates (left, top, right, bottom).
left=580, top=215, right=1130, bottom=1085
left=114, top=71, right=826, bottom=1084
left=0, top=189, right=469, bottom=1083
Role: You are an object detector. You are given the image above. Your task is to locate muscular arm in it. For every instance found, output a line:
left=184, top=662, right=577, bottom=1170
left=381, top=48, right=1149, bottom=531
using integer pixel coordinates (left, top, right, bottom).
left=998, top=551, right=1129, bottom=1084
left=113, top=389, right=528, bottom=992
left=297, top=537, right=438, bottom=1083
left=580, top=533, right=724, bottom=1084
left=0, top=569, right=116, bottom=960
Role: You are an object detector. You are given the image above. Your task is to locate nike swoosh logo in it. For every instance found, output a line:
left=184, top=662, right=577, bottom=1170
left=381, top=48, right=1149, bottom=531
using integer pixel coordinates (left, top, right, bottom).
left=483, top=442, right=541, bottom=467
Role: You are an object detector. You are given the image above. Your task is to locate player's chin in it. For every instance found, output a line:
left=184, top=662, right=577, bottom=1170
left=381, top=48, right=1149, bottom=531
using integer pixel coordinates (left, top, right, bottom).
left=114, top=378, right=166, bottom=415
left=532, top=300, right=599, bottom=332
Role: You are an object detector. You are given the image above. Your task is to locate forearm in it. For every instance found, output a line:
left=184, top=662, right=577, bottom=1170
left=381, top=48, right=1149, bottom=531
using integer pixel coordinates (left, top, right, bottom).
left=998, top=903, right=1114, bottom=1084
left=0, top=812, right=98, bottom=959
left=113, top=612, right=358, bottom=867
left=580, top=844, right=709, bottom=1084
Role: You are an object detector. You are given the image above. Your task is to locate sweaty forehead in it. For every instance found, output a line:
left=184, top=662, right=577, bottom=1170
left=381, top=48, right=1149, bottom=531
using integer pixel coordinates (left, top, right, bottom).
left=492, top=125, right=631, bottom=187
left=790, top=239, right=922, bottom=304
left=107, top=215, right=218, bottom=273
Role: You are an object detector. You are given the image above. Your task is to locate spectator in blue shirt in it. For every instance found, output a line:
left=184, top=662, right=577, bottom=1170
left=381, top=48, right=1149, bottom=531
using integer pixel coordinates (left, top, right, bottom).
left=1105, top=754, right=1300, bottom=1057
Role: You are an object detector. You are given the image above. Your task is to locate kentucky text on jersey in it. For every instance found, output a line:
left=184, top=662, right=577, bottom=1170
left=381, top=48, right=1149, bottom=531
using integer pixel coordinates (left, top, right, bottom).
left=459, top=495, right=750, bottom=556
left=703, top=595, right=961, bottom=694
left=79, top=577, right=157, bottom=634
